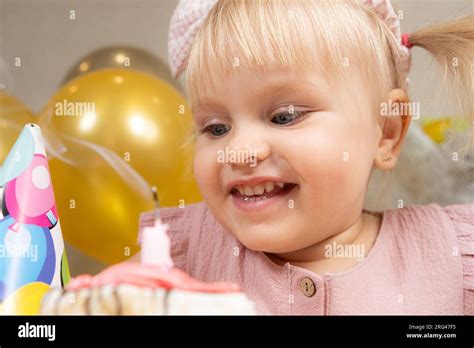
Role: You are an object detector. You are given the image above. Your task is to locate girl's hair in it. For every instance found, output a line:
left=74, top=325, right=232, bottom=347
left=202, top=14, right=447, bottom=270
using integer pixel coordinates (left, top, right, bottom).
left=181, top=0, right=474, bottom=184
left=184, top=0, right=473, bottom=132
left=409, top=14, right=474, bottom=150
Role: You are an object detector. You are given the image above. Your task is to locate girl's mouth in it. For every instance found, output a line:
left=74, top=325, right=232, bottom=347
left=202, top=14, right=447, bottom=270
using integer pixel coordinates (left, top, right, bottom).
left=230, top=182, right=296, bottom=201
left=229, top=182, right=298, bottom=212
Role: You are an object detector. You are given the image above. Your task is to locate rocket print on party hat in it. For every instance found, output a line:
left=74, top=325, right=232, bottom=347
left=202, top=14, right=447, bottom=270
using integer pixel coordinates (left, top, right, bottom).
left=0, top=123, right=70, bottom=314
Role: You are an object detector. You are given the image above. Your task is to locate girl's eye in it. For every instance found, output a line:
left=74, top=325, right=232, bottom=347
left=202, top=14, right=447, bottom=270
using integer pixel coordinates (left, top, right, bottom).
left=271, top=110, right=307, bottom=125
left=202, top=124, right=231, bottom=137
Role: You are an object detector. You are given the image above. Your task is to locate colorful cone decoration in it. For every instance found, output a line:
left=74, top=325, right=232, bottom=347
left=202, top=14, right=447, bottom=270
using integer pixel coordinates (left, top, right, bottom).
left=0, top=123, right=70, bottom=315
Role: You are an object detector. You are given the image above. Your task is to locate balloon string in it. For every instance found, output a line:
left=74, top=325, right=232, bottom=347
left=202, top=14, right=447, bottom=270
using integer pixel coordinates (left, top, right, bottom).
left=40, top=126, right=153, bottom=202
left=40, top=127, right=74, bottom=165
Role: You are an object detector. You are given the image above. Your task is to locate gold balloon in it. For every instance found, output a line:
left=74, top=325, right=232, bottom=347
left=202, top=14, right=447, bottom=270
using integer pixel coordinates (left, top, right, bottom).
left=46, top=136, right=154, bottom=265
left=0, top=91, right=35, bottom=162
left=62, top=46, right=182, bottom=92
left=38, top=69, right=201, bottom=264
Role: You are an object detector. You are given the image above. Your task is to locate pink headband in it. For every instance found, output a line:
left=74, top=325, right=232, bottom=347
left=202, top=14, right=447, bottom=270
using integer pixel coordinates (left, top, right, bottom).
left=168, top=0, right=412, bottom=89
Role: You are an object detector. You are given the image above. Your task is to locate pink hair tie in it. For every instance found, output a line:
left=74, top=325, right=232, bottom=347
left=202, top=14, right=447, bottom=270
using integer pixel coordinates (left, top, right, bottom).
left=401, top=33, right=413, bottom=49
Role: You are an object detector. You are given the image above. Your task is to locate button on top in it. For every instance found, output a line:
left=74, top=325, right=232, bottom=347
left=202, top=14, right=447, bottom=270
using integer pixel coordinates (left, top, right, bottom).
left=299, top=277, right=316, bottom=297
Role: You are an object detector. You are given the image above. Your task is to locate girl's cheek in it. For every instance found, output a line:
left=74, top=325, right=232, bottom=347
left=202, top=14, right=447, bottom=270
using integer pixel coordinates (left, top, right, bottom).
left=193, top=145, right=220, bottom=195
left=291, top=130, right=367, bottom=190
left=193, top=147, right=209, bottom=188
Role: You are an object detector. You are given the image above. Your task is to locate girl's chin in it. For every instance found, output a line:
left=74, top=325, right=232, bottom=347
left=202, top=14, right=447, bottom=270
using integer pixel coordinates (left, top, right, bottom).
left=232, top=230, right=301, bottom=254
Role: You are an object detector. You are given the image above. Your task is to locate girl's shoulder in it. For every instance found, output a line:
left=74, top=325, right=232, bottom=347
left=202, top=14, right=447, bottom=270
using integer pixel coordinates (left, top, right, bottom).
left=385, top=203, right=473, bottom=314
left=443, top=204, right=474, bottom=314
left=385, top=203, right=473, bottom=240
left=387, top=202, right=473, bottom=230
left=442, top=203, right=474, bottom=230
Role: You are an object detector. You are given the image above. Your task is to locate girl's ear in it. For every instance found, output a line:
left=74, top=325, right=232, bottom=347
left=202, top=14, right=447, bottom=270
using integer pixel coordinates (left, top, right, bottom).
left=374, top=88, right=412, bottom=170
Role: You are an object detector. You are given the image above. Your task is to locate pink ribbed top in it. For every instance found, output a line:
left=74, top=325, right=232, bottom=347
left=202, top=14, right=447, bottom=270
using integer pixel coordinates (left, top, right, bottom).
left=139, top=203, right=473, bottom=315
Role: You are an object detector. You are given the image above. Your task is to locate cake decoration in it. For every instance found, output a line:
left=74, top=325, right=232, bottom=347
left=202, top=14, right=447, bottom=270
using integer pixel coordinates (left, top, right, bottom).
left=40, top=187, right=255, bottom=315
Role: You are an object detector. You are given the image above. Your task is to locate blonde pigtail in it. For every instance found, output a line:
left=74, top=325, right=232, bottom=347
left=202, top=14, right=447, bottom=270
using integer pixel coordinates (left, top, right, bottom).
left=409, top=14, right=474, bottom=150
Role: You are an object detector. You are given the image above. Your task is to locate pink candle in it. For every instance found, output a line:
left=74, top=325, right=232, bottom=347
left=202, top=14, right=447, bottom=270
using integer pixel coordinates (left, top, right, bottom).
left=140, top=219, right=174, bottom=270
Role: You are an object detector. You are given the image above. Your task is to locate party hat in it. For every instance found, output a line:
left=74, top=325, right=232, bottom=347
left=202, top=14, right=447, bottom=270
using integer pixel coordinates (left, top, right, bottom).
left=0, top=123, right=70, bottom=314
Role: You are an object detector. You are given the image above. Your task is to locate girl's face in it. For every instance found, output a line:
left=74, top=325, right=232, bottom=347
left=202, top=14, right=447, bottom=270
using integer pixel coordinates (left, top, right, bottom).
left=192, top=68, right=379, bottom=253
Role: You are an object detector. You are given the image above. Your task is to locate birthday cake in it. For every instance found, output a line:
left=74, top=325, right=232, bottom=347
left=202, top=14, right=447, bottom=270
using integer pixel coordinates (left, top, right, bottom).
left=41, top=219, right=256, bottom=315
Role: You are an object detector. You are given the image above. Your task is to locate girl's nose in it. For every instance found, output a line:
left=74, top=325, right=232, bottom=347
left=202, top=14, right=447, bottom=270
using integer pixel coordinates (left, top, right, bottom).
left=225, top=131, right=271, bottom=167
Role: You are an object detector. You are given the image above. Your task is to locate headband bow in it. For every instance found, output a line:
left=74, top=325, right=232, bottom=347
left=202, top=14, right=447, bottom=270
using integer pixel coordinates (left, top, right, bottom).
left=168, top=0, right=412, bottom=89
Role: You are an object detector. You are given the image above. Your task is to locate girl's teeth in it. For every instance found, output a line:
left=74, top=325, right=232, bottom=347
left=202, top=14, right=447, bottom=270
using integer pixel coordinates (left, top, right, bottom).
left=233, top=181, right=288, bottom=196
left=264, top=182, right=275, bottom=193
left=253, top=184, right=265, bottom=195
left=244, top=186, right=254, bottom=196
